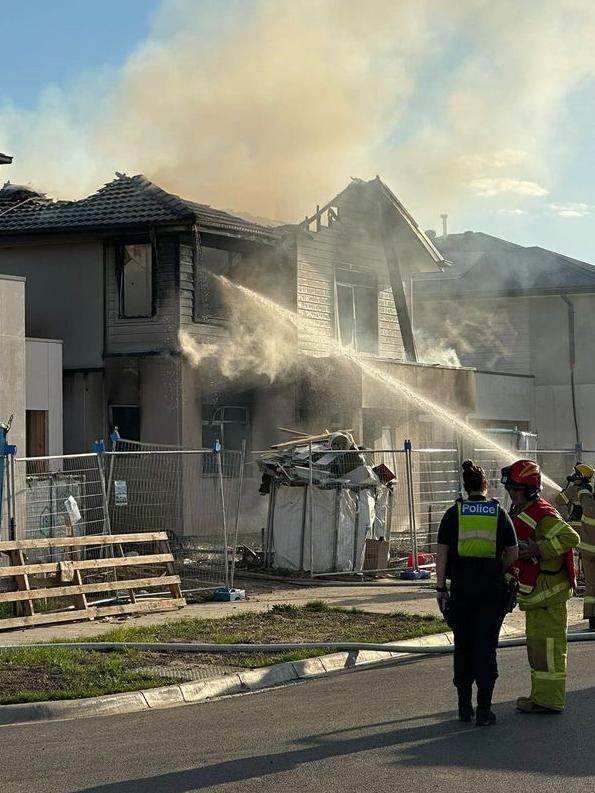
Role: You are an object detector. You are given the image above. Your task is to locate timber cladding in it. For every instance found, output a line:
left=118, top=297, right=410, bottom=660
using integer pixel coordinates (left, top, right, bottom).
left=0, top=532, right=185, bottom=630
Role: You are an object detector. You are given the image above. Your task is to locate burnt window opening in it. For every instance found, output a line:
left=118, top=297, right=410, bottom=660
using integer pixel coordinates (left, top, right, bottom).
left=202, top=404, right=250, bottom=476
left=110, top=405, right=141, bottom=442
left=194, top=245, right=242, bottom=323
left=335, top=268, right=378, bottom=354
left=117, top=243, right=154, bottom=319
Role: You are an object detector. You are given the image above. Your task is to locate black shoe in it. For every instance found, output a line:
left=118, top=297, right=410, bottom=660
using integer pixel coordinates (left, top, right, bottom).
left=476, top=708, right=496, bottom=726
left=458, top=705, right=474, bottom=722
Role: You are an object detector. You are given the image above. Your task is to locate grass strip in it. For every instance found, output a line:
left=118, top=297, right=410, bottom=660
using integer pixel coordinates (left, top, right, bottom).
left=0, top=602, right=446, bottom=703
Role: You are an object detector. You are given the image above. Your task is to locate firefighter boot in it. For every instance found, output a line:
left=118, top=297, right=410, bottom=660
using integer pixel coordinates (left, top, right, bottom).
left=516, top=697, right=562, bottom=714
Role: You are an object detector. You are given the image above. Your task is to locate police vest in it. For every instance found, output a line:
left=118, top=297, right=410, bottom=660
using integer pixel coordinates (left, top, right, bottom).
left=457, top=500, right=499, bottom=558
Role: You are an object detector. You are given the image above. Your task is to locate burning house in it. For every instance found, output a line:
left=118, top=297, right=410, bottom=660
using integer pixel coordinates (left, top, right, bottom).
left=0, top=172, right=475, bottom=464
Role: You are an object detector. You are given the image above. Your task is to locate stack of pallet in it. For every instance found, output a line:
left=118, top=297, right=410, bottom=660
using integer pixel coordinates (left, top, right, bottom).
left=0, top=532, right=185, bottom=630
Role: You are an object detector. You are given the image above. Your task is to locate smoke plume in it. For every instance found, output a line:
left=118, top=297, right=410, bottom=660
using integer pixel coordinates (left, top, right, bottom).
left=3, top=1, right=595, bottom=226
left=179, top=275, right=303, bottom=382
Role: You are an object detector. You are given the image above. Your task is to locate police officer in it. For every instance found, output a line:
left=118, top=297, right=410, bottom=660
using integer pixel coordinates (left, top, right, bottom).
left=436, top=460, right=518, bottom=726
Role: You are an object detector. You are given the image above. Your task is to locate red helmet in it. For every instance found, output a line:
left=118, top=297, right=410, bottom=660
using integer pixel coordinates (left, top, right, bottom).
left=501, top=459, right=541, bottom=496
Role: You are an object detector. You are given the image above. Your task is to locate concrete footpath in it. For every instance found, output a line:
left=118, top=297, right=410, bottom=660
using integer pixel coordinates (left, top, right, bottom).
left=0, top=578, right=587, bottom=645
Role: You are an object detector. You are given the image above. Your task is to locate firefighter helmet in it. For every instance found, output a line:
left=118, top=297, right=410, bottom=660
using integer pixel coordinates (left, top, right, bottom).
left=501, top=459, right=542, bottom=497
left=574, top=463, right=594, bottom=481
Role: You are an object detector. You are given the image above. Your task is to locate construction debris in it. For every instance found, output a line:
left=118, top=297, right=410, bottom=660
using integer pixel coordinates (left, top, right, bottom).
left=257, top=430, right=397, bottom=574
left=257, top=430, right=393, bottom=493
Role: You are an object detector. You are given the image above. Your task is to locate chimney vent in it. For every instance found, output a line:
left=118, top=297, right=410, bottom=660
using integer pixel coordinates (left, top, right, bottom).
left=440, top=214, right=448, bottom=237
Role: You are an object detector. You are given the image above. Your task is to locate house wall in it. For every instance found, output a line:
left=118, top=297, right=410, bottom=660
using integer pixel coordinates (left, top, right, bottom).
left=63, top=371, right=104, bottom=454
left=0, top=275, right=25, bottom=456
left=414, top=296, right=531, bottom=374
left=471, top=371, right=535, bottom=428
left=105, top=237, right=180, bottom=355
left=296, top=196, right=405, bottom=359
left=415, top=292, right=595, bottom=449
left=0, top=241, right=103, bottom=368
left=26, top=338, right=63, bottom=456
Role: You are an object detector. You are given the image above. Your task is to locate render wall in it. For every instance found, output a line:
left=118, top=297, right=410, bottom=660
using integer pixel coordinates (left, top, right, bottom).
left=0, top=242, right=103, bottom=368
left=0, top=275, right=25, bottom=455
left=415, top=292, right=595, bottom=449
left=471, top=371, right=535, bottom=428
left=26, top=338, right=63, bottom=456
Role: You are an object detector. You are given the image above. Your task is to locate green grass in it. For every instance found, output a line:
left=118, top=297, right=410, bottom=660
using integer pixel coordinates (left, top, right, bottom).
left=0, top=602, right=447, bottom=703
left=0, top=646, right=166, bottom=705
left=76, top=600, right=446, bottom=668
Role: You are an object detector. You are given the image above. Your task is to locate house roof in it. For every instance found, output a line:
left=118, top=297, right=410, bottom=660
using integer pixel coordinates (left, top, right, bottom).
left=413, top=231, right=595, bottom=298
left=0, top=174, right=278, bottom=241
left=286, top=176, right=445, bottom=269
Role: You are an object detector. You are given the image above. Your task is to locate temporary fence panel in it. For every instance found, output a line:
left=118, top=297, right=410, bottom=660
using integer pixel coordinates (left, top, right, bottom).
left=2, top=454, right=111, bottom=557
left=105, top=440, right=244, bottom=589
left=408, top=447, right=460, bottom=556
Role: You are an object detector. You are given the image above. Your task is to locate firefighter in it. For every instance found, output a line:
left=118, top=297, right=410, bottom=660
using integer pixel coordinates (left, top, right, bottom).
left=501, top=460, right=580, bottom=713
left=555, top=463, right=595, bottom=629
left=436, top=460, right=518, bottom=726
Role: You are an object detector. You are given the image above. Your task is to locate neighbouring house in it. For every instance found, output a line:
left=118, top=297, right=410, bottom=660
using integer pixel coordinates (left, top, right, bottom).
left=0, top=173, right=475, bottom=463
left=413, top=230, right=595, bottom=455
left=0, top=153, right=62, bottom=460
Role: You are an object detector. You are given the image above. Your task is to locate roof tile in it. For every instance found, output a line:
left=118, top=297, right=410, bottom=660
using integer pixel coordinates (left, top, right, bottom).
left=0, top=174, right=277, bottom=239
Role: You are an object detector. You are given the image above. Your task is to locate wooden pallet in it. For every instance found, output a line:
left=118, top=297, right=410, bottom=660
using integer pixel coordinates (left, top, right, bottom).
left=0, top=532, right=185, bottom=630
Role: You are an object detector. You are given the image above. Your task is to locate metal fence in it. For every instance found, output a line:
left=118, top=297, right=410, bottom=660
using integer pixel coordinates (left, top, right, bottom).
left=2, top=438, right=592, bottom=589
left=105, top=440, right=245, bottom=589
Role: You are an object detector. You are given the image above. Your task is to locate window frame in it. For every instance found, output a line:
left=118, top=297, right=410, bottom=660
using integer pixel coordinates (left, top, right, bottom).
left=193, top=237, right=241, bottom=324
left=116, top=242, right=155, bottom=320
left=334, top=268, right=379, bottom=354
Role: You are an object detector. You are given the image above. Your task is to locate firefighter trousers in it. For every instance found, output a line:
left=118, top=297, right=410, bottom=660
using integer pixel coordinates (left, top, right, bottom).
left=525, top=601, right=568, bottom=711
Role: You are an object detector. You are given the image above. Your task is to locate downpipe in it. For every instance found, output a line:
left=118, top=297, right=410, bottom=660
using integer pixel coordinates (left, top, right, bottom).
left=1, top=633, right=594, bottom=655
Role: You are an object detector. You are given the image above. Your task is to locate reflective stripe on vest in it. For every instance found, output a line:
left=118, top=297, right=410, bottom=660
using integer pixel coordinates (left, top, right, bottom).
left=579, top=541, right=595, bottom=554
left=582, top=514, right=595, bottom=527
left=457, top=500, right=498, bottom=558
left=516, top=512, right=537, bottom=530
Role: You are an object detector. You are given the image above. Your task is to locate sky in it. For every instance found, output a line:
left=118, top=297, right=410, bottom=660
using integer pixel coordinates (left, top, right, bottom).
left=2, top=0, right=595, bottom=263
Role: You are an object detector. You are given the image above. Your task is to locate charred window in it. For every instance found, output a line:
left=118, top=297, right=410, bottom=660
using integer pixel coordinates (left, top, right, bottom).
left=202, top=404, right=250, bottom=475
left=202, top=404, right=250, bottom=451
left=118, top=243, right=153, bottom=318
left=109, top=405, right=141, bottom=442
left=335, top=268, right=378, bottom=353
left=195, top=246, right=241, bottom=322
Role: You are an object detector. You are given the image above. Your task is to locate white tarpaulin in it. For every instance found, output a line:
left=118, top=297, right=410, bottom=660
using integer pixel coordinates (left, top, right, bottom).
left=271, top=487, right=372, bottom=573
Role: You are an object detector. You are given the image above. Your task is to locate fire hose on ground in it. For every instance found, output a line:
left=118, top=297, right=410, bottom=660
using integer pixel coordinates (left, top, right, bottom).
left=0, top=633, right=594, bottom=655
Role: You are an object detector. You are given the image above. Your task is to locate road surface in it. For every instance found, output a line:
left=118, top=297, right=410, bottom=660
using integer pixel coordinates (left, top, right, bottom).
left=2, top=644, right=594, bottom=792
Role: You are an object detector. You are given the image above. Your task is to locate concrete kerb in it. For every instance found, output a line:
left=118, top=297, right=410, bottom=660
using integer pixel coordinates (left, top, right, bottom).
left=0, top=628, right=525, bottom=726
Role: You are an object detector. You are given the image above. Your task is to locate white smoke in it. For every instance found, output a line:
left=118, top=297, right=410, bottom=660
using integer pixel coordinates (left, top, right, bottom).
left=3, top=1, right=595, bottom=224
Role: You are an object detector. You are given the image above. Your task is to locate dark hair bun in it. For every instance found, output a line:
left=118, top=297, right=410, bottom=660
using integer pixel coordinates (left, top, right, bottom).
left=462, top=459, right=474, bottom=470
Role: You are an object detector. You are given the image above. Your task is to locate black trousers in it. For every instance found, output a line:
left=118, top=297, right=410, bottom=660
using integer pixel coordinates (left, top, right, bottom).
left=448, top=592, right=505, bottom=709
